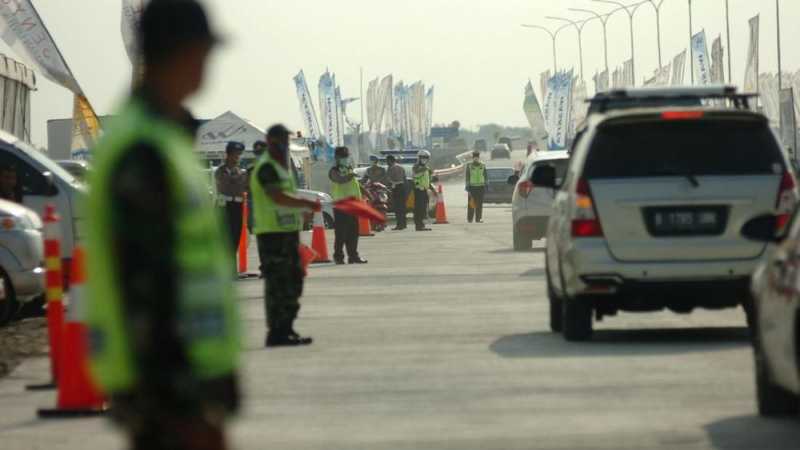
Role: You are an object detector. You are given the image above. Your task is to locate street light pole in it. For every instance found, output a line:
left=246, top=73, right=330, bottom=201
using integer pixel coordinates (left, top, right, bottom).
left=689, top=0, right=694, bottom=84
left=724, top=0, right=732, bottom=83
left=777, top=0, right=783, bottom=93
left=520, top=23, right=571, bottom=73
left=545, top=16, right=591, bottom=81
left=644, top=0, right=665, bottom=69
left=569, top=8, right=611, bottom=79
left=593, top=0, right=646, bottom=86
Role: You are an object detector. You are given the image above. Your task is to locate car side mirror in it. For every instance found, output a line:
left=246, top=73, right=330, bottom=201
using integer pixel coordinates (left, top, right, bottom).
left=507, top=174, right=520, bottom=185
left=531, top=165, right=556, bottom=188
left=741, top=214, right=782, bottom=243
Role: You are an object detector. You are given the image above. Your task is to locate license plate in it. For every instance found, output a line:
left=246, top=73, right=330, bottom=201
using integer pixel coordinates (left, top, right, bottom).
left=645, top=206, right=727, bottom=236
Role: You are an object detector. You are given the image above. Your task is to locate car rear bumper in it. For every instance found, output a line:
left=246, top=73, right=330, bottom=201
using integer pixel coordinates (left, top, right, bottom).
left=514, top=215, right=549, bottom=240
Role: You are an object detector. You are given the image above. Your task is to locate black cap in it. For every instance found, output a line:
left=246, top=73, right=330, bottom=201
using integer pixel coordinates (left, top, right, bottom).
left=140, top=0, right=221, bottom=64
left=334, top=146, right=349, bottom=158
left=226, top=141, right=245, bottom=153
left=267, top=124, right=291, bottom=140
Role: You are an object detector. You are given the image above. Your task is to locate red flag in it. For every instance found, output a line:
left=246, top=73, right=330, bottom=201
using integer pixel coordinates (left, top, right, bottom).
left=298, top=244, right=317, bottom=276
left=334, top=198, right=387, bottom=224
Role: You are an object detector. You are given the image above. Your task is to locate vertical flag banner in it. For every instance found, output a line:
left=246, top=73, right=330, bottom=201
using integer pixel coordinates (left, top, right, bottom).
left=425, top=86, right=434, bottom=142
left=334, top=84, right=345, bottom=147
left=622, top=60, right=634, bottom=87
left=71, top=95, right=101, bottom=160
left=366, top=78, right=378, bottom=133
left=744, top=15, right=760, bottom=93
left=780, top=87, right=797, bottom=155
left=293, top=70, right=322, bottom=142
left=375, top=75, right=393, bottom=141
left=380, top=75, right=394, bottom=136
left=540, top=70, right=551, bottom=102
left=318, top=72, right=337, bottom=149
left=692, top=31, right=711, bottom=86
left=710, top=35, right=725, bottom=83
left=671, top=50, right=687, bottom=85
left=545, top=71, right=573, bottom=151
left=593, top=70, right=609, bottom=93
left=523, top=81, right=548, bottom=150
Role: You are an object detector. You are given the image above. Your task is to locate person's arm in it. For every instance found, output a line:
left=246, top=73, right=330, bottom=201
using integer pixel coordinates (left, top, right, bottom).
left=260, top=164, right=319, bottom=211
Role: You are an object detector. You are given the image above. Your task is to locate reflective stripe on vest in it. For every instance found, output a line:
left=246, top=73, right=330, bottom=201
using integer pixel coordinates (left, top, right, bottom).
left=85, top=99, right=241, bottom=393
left=330, top=166, right=362, bottom=201
left=469, top=164, right=486, bottom=186
left=414, top=166, right=431, bottom=190
left=249, top=155, right=302, bottom=234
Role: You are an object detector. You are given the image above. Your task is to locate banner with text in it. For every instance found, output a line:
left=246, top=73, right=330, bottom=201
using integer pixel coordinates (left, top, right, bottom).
left=692, top=31, right=711, bottom=85
left=293, top=70, right=322, bottom=142
left=744, top=15, right=760, bottom=93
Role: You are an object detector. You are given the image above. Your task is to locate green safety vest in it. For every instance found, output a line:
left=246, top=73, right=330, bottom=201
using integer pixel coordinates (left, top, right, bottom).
left=330, top=166, right=362, bottom=201
left=250, top=155, right=302, bottom=234
left=469, top=163, right=486, bottom=187
left=414, top=165, right=431, bottom=190
left=85, top=99, right=240, bottom=393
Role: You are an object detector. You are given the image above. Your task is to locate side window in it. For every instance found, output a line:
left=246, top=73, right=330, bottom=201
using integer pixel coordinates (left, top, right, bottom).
left=0, top=149, right=56, bottom=196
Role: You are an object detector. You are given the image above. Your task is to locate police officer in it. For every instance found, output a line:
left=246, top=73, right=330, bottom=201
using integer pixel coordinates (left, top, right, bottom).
left=85, top=2, right=239, bottom=449
left=246, top=140, right=267, bottom=234
left=215, top=141, right=247, bottom=267
left=365, top=156, right=387, bottom=185
left=465, top=150, right=488, bottom=223
left=251, top=125, right=320, bottom=347
left=386, top=155, right=407, bottom=230
left=412, top=150, right=434, bottom=231
left=329, top=146, right=368, bottom=264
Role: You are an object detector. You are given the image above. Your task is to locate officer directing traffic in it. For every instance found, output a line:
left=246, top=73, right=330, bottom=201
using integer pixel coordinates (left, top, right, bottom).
left=85, top=2, right=240, bottom=449
left=215, top=141, right=247, bottom=270
left=412, top=150, right=434, bottom=231
left=465, top=150, right=488, bottom=223
left=329, top=146, right=368, bottom=264
left=251, top=124, right=320, bottom=347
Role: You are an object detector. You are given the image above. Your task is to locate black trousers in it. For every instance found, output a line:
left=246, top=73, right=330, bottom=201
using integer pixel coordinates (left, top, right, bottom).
left=222, top=202, right=243, bottom=263
left=467, top=187, right=485, bottom=222
left=256, top=233, right=303, bottom=334
left=333, top=210, right=360, bottom=261
left=392, top=183, right=408, bottom=228
left=414, top=188, right=429, bottom=230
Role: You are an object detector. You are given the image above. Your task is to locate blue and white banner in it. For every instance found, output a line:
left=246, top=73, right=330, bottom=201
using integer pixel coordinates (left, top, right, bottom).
left=544, top=71, right=573, bottom=150
left=334, top=82, right=345, bottom=147
left=318, top=72, right=338, bottom=150
left=425, top=86, right=434, bottom=141
left=744, top=15, right=760, bottom=93
left=692, top=30, right=711, bottom=86
left=293, top=70, right=322, bottom=141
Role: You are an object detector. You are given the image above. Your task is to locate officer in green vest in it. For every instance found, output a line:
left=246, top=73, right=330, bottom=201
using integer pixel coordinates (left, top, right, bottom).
left=251, top=124, right=321, bottom=347
left=329, top=146, right=368, bottom=264
left=465, top=150, right=488, bottom=223
left=85, top=2, right=239, bottom=449
left=412, top=150, right=434, bottom=231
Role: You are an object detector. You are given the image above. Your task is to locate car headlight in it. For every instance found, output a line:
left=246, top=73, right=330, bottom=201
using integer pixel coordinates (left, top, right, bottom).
left=0, top=215, right=34, bottom=231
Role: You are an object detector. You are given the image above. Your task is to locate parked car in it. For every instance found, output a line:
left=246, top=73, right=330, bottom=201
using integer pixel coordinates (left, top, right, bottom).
left=56, top=160, right=90, bottom=182
left=0, top=132, right=86, bottom=280
left=490, top=143, right=511, bottom=160
left=483, top=164, right=516, bottom=204
left=542, top=89, right=795, bottom=341
left=297, top=189, right=335, bottom=229
left=0, top=199, right=44, bottom=325
left=741, top=213, right=800, bottom=416
left=509, top=151, right=570, bottom=251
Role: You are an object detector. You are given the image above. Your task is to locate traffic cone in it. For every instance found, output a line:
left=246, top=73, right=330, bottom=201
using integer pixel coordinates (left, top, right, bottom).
left=237, top=194, right=258, bottom=279
left=38, top=246, right=107, bottom=418
left=27, top=205, right=63, bottom=391
left=359, top=216, right=374, bottom=237
left=310, top=210, right=331, bottom=263
left=435, top=184, right=449, bottom=224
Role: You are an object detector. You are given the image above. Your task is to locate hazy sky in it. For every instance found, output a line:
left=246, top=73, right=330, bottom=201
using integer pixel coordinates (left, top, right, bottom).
left=7, top=0, right=800, bottom=147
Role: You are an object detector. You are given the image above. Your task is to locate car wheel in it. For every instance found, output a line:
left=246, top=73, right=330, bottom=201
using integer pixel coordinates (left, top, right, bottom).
left=754, top=337, right=799, bottom=416
left=0, top=270, right=18, bottom=326
left=563, top=296, right=593, bottom=341
left=323, top=213, right=335, bottom=229
left=513, top=228, right=532, bottom=251
left=546, top=258, right=563, bottom=333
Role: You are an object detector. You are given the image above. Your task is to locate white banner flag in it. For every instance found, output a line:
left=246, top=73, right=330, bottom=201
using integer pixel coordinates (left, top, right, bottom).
left=593, top=70, right=609, bottom=94
left=671, top=50, right=687, bottom=85
left=710, top=35, right=725, bottom=83
left=544, top=71, right=573, bottom=150
left=375, top=75, right=393, bottom=136
left=540, top=70, right=551, bottom=101
left=425, top=86, right=434, bottom=140
left=523, top=80, right=547, bottom=150
left=293, top=70, right=322, bottom=142
left=744, top=15, right=760, bottom=93
left=318, top=72, right=337, bottom=148
left=692, top=31, right=712, bottom=85
left=334, top=82, right=345, bottom=147
left=366, top=78, right=378, bottom=133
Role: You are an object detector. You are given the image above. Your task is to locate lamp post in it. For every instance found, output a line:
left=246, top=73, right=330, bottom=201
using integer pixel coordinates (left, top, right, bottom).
left=569, top=8, right=611, bottom=78
left=545, top=16, right=590, bottom=81
left=593, top=0, right=646, bottom=86
left=643, top=0, right=665, bottom=69
left=688, top=0, right=694, bottom=84
left=520, top=23, right=572, bottom=73
left=724, top=0, right=732, bottom=83
left=777, top=0, right=783, bottom=93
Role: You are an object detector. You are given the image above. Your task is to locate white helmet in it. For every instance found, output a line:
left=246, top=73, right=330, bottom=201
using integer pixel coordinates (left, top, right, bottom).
left=418, top=150, right=431, bottom=159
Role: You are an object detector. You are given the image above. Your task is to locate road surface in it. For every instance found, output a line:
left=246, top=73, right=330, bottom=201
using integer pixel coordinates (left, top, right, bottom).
left=1, top=160, right=799, bottom=449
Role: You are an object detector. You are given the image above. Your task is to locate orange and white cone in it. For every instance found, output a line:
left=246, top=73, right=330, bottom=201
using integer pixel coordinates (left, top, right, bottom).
left=359, top=216, right=374, bottom=237
left=435, top=184, right=449, bottom=224
left=310, top=210, right=331, bottom=263
left=38, top=246, right=107, bottom=418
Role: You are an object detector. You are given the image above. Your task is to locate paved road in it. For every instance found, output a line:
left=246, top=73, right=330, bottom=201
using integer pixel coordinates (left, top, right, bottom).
left=2, top=171, right=800, bottom=449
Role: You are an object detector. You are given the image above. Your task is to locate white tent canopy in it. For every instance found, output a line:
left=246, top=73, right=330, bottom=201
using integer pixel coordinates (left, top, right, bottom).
left=195, top=111, right=266, bottom=160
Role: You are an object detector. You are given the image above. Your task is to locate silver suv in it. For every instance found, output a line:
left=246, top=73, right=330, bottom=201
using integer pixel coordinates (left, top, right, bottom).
left=0, top=198, right=44, bottom=324
left=540, top=90, right=797, bottom=341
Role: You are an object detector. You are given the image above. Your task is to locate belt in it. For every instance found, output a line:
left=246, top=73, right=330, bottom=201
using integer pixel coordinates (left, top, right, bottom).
left=219, top=195, right=244, bottom=203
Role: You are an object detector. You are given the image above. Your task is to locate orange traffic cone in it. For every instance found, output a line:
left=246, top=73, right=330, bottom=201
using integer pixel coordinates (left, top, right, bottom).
left=38, top=246, right=107, bottom=418
left=27, top=205, right=63, bottom=391
left=359, top=216, right=374, bottom=237
left=310, top=210, right=331, bottom=263
left=238, top=193, right=249, bottom=274
left=435, top=184, right=449, bottom=224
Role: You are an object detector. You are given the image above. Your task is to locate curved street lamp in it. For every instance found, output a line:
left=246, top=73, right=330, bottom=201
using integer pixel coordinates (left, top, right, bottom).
left=520, top=23, right=573, bottom=73
left=568, top=8, right=612, bottom=78
left=545, top=16, right=591, bottom=81
left=593, top=0, right=647, bottom=86
left=642, top=0, right=666, bottom=69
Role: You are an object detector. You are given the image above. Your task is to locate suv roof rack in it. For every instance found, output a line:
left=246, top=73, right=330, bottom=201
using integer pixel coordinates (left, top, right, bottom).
left=588, top=85, right=759, bottom=114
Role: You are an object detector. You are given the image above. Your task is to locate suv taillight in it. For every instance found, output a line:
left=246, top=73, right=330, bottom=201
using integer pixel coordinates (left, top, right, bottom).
left=571, top=178, right=604, bottom=238
left=776, top=171, right=797, bottom=232
left=518, top=180, right=534, bottom=198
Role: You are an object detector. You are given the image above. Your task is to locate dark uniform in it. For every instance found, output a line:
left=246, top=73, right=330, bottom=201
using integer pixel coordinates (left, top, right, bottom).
left=387, top=159, right=407, bottom=230
left=412, top=159, right=433, bottom=231
left=329, top=158, right=366, bottom=264
left=215, top=142, right=247, bottom=266
left=365, top=163, right=387, bottom=185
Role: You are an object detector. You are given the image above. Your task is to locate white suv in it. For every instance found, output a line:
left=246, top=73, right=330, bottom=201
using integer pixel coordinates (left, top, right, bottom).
left=541, top=93, right=797, bottom=341
left=511, top=151, right=570, bottom=250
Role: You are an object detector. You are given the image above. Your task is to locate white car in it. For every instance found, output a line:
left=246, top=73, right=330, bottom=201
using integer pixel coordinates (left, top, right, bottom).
left=297, top=189, right=335, bottom=229
left=510, top=151, right=570, bottom=251
left=542, top=91, right=797, bottom=341
left=742, top=212, right=800, bottom=416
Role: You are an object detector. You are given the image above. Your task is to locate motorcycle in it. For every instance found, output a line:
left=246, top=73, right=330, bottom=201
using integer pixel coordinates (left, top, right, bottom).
left=360, top=178, right=391, bottom=232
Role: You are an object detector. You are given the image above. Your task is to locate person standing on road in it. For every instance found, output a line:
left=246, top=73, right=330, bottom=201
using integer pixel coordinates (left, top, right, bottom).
left=251, top=124, right=320, bottom=347
left=365, top=157, right=387, bottom=185
left=412, top=150, right=434, bottom=231
left=466, top=151, right=488, bottom=223
left=329, top=146, right=368, bottom=264
left=386, top=155, right=407, bottom=230
left=215, top=141, right=247, bottom=270
left=85, top=2, right=240, bottom=449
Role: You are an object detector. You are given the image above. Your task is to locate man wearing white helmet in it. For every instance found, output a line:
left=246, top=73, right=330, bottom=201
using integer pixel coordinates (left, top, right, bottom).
left=412, top=150, right=434, bottom=231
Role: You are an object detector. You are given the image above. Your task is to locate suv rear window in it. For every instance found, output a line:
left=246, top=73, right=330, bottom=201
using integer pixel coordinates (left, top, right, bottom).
left=529, top=159, right=570, bottom=184
left=583, top=119, right=783, bottom=178
left=487, top=167, right=514, bottom=181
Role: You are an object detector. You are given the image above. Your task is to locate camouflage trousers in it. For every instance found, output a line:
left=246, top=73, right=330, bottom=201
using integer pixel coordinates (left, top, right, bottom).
left=256, top=232, right=303, bottom=333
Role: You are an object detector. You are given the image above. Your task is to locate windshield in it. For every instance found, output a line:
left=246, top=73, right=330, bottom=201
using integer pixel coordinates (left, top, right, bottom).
left=487, top=167, right=514, bottom=181
left=26, top=147, right=79, bottom=185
